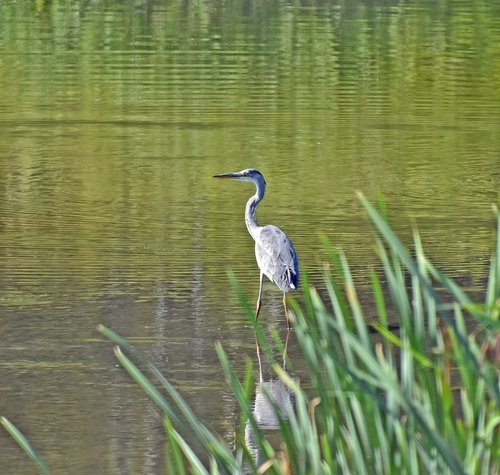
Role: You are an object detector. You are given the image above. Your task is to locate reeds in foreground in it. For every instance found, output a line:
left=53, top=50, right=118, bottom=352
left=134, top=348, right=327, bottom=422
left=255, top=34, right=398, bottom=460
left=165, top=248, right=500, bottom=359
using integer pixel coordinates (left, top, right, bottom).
left=3, top=198, right=500, bottom=474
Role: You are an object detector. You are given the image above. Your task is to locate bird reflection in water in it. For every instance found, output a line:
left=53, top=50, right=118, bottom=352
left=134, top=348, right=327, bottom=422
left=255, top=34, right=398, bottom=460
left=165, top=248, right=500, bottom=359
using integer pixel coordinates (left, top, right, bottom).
left=245, top=331, right=295, bottom=471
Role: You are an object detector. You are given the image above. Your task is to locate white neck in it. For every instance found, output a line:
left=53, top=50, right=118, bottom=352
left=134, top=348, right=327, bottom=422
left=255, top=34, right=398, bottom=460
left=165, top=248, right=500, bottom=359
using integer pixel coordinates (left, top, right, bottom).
left=245, top=176, right=266, bottom=241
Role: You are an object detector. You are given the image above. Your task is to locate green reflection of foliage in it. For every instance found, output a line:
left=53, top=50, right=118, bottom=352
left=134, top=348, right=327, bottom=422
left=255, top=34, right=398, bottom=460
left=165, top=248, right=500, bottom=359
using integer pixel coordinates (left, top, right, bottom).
left=0, top=0, right=499, bottom=307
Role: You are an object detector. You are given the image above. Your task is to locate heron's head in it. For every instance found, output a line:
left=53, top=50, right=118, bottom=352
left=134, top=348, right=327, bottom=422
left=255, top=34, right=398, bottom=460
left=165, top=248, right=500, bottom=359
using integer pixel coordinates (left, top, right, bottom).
left=213, top=168, right=266, bottom=185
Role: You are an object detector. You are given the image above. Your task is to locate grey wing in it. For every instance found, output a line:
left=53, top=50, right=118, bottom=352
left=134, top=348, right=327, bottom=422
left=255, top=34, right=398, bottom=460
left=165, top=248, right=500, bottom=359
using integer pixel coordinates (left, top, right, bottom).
left=255, top=225, right=299, bottom=292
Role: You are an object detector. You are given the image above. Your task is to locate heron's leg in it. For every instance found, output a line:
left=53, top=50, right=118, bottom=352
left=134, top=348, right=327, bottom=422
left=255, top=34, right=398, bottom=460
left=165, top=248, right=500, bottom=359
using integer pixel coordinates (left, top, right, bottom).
left=255, top=335, right=263, bottom=381
left=283, top=327, right=291, bottom=368
left=255, top=272, right=264, bottom=320
left=283, top=292, right=291, bottom=329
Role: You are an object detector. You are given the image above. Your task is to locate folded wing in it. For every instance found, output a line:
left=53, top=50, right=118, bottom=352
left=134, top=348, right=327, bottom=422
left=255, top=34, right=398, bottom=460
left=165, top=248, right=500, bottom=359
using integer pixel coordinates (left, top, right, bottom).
left=255, top=225, right=299, bottom=292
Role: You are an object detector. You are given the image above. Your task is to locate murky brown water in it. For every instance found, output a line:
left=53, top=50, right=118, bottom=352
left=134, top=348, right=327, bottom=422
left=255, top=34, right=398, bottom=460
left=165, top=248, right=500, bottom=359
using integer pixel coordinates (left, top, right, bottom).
left=1, top=1, right=499, bottom=473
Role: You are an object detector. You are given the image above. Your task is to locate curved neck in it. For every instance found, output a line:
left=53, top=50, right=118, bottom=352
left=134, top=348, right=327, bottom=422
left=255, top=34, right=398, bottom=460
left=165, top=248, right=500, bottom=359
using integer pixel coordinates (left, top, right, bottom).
left=245, top=178, right=266, bottom=240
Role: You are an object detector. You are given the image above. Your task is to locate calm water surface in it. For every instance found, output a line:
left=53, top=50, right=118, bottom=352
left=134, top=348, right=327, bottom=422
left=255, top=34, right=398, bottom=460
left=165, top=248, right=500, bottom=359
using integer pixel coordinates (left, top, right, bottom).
left=1, top=1, right=499, bottom=473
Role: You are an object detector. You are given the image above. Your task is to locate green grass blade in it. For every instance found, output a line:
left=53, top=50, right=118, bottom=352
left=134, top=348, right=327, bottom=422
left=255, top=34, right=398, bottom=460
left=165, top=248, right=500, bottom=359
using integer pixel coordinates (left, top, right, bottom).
left=97, top=324, right=133, bottom=349
left=1, top=417, right=52, bottom=475
left=164, top=416, right=187, bottom=475
left=170, top=428, right=210, bottom=475
left=485, top=206, right=500, bottom=316
left=372, top=323, right=433, bottom=368
left=370, top=270, right=388, bottom=328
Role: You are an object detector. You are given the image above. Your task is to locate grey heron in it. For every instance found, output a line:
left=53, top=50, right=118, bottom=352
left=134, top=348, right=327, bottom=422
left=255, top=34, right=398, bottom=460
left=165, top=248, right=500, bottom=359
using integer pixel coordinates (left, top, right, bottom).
left=213, top=169, right=299, bottom=327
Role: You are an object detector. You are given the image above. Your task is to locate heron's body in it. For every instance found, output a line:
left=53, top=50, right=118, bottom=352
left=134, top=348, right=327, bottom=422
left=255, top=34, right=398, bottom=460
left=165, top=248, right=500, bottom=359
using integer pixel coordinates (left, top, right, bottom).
left=214, top=168, right=299, bottom=327
left=254, top=225, right=299, bottom=292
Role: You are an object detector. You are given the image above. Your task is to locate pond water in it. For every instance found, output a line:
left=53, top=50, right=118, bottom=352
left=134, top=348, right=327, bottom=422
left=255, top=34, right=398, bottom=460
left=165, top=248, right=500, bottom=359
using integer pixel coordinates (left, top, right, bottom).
left=0, top=0, right=499, bottom=473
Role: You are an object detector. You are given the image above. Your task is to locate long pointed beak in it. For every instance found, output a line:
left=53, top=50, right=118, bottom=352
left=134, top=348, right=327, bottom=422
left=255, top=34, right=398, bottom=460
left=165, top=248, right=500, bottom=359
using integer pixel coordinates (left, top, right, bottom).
left=213, top=173, right=240, bottom=179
